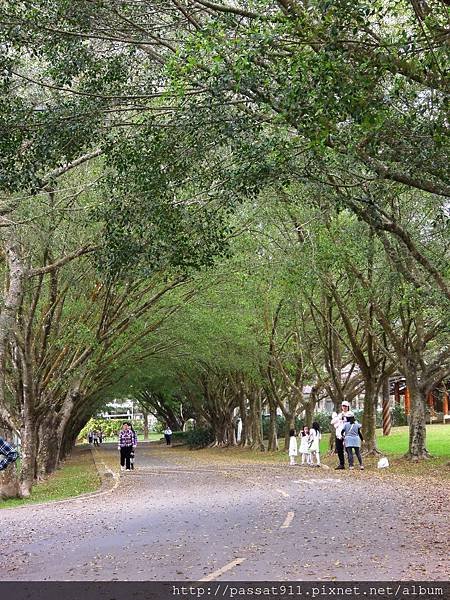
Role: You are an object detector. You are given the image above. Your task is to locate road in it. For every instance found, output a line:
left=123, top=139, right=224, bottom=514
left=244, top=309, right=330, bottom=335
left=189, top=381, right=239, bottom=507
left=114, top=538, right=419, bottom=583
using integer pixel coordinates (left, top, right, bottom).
left=1, top=443, right=448, bottom=581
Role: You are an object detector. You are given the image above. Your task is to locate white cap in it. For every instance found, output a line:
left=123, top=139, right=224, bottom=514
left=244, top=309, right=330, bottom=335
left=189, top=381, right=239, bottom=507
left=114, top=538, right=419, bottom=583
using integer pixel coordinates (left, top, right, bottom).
left=341, top=401, right=350, bottom=407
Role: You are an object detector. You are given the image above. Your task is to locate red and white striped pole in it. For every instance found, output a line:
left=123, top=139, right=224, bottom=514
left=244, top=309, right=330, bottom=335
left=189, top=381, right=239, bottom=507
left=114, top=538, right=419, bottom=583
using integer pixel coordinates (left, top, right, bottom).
left=382, top=378, right=392, bottom=436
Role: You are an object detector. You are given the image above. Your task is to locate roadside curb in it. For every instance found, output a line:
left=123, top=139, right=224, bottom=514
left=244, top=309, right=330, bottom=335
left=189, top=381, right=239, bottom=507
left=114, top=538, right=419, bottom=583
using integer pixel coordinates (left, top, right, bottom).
left=89, top=446, right=120, bottom=491
left=0, top=447, right=121, bottom=511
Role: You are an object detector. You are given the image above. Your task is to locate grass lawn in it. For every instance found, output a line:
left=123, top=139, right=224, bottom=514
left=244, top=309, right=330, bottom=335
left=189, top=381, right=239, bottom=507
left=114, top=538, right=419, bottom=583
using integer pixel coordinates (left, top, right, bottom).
left=0, top=446, right=101, bottom=509
left=170, top=423, right=450, bottom=480
left=247, top=424, right=450, bottom=458
left=376, top=424, right=450, bottom=457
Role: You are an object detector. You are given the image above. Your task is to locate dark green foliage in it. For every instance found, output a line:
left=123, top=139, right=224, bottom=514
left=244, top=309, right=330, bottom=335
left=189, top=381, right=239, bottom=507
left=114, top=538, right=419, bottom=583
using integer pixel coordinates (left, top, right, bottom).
left=79, top=418, right=143, bottom=440
left=262, top=412, right=333, bottom=439
left=391, top=405, right=408, bottom=427
left=186, top=428, right=214, bottom=449
left=171, top=431, right=189, bottom=444
left=309, top=411, right=333, bottom=434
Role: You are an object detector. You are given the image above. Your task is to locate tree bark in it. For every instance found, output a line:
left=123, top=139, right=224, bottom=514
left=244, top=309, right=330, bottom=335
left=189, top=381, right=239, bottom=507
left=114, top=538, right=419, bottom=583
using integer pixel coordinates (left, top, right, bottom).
left=0, top=226, right=26, bottom=496
left=267, top=396, right=279, bottom=451
left=405, top=378, right=429, bottom=460
left=36, top=415, right=59, bottom=477
left=142, top=409, right=149, bottom=440
left=19, top=415, right=37, bottom=497
left=303, top=400, right=314, bottom=427
left=284, top=412, right=295, bottom=452
left=361, top=379, right=380, bottom=454
left=249, top=389, right=265, bottom=451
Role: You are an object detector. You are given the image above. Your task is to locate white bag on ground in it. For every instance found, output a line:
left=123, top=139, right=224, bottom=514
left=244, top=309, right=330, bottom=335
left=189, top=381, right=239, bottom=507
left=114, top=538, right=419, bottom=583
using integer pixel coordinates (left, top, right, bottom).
left=377, top=456, right=389, bottom=468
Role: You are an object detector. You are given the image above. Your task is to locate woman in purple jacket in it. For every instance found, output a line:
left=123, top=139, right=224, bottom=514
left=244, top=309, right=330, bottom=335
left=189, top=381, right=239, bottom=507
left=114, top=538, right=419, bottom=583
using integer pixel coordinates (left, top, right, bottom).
left=118, top=422, right=137, bottom=471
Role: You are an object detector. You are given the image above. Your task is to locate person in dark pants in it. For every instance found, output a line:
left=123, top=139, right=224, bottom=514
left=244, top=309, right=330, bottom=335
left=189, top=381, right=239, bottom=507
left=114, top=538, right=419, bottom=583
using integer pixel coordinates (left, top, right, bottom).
left=128, top=423, right=137, bottom=469
left=118, top=422, right=137, bottom=471
left=342, top=413, right=364, bottom=470
left=164, top=426, right=172, bottom=446
left=331, top=401, right=351, bottom=470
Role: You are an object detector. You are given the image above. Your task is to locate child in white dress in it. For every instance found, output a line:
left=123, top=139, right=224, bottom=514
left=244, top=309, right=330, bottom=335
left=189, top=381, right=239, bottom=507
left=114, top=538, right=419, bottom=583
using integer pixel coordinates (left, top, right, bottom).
left=308, top=421, right=321, bottom=467
left=299, top=426, right=311, bottom=465
left=288, top=429, right=298, bottom=466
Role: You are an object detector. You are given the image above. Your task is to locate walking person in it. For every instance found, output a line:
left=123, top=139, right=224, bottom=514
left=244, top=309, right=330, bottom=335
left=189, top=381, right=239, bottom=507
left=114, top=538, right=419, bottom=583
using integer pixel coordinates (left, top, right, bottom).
left=331, top=400, right=351, bottom=470
left=129, top=423, right=137, bottom=469
left=92, top=430, right=100, bottom=447
left=299, top=425, right=311, bottom=466
left=308, top=421, right=322, bottom=467
left=118, top=422, right=137, bottom=471
left=342, top=413, right=364, bottom=470
left=0, top=436, right=18, bottom=471
left=288, top=429, right=298, bottom=466
left=164, top=426, right=172, bottom=446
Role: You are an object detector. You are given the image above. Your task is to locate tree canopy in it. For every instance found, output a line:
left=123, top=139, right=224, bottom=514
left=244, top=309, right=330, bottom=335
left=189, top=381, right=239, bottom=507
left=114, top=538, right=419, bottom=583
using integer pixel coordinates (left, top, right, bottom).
left=0, top=0, right=449, bottom=497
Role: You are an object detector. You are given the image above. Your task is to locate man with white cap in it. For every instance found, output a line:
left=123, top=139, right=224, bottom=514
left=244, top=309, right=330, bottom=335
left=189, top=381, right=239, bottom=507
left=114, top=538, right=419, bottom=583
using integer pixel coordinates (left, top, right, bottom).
left=331, top=401, right=351, bottom=469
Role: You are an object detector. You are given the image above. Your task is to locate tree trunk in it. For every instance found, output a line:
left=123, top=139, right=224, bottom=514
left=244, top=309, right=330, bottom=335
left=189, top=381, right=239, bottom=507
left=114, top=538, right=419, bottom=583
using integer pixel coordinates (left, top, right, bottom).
left=267, top=399, right=279, bottom=451
left=249, top=389, right=265, bottom=451
left=35, top=386, right=79, bottom=477
left=0, top=463, right=20, bottom=499
left=142, top=409, right=149, bottom=440
left=211, top=413, right=227, bottom=447
left=226, top=412, right=237, bottom=447
left=284, top=413, right=295, bottom=453
left=303, top=401, right=314, bottom=427
left=405, top=379, right=429, bottom=460
left=19, top=416, right=37, bottom=497
left=361, top=380, right=380, bottom=454
left=0, top=227, right=26, bottom=496
left=36, top=416, right=59, bottom=477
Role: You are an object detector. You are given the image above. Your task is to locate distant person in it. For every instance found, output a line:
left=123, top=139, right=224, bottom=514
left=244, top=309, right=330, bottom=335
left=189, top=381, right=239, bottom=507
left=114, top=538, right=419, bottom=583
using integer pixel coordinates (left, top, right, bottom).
left=308, top=421, right=321, bottom=467
left=0, top=436, right=18, bottom=471
left=92, top=431, right=100, bottom=447
left=331, top=400, right=351, bottom=469
left=236, top=418, right=242, bottom=443
left=88, top=431, right=93, bottom=444
left=164, top=426, right=172, bottom=446
left=129, top=423, right=137, bottom=469
left=118, top=422, right=137, bottom=471
left=288, top=429, right=298, bottom=466
left=98, top=430, right=103, bottom=444
left=128, top=423, right=138, bottom=447
left=342, top=413, right=364, bottom=470
left=299, top=425, right=311, bottom=466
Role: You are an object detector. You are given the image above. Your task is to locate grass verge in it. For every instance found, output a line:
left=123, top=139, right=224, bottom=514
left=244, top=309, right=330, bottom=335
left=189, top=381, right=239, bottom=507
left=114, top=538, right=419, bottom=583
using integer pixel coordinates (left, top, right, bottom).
left=167, top=424, right=450, bottom=480
left=0, top=446, right=101, bottom=509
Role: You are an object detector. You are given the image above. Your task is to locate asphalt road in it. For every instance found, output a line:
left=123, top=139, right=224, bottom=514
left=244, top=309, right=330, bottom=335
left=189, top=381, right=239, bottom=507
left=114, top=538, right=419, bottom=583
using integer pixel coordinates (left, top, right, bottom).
left=2, top=443, right=448, bottom=581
